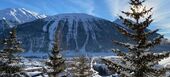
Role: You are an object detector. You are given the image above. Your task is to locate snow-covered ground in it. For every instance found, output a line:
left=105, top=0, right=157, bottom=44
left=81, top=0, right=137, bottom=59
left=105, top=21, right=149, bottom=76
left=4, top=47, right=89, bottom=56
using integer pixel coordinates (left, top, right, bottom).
left=159, top=57, right=170, bottom=68
left=18, top=57, right=102, bottom=77
left=14, top=54, right=170, bottom=77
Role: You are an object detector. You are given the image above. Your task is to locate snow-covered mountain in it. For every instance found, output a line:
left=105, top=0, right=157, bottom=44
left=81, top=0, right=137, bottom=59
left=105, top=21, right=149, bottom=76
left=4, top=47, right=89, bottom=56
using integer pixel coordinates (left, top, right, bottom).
left=0, top=8, right=46, bottom=28
left=0, top=13, right=169, bottom=54
left=1, top=13, right=129, bottom=52
left=43, top=13, right=122, bottom=52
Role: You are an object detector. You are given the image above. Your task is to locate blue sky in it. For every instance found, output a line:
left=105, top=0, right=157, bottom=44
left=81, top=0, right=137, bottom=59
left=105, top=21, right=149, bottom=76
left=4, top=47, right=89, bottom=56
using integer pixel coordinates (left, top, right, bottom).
left=0, top=0, right=170, bottom=39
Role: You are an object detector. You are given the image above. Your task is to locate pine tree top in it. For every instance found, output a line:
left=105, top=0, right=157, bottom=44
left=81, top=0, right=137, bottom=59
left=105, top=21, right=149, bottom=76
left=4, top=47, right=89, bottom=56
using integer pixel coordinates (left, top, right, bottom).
left=46, top=30, right=65, bottom=76
left=2, top=28, right=23, bottom=53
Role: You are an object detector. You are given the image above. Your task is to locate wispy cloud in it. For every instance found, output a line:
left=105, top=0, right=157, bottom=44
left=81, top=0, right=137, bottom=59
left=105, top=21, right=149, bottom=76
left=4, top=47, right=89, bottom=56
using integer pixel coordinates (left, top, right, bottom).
left=105, top=0, right=129, bottom=20
left=106, top=0, right=170, bottom=39
left=147, top=0, right=170, bottom=39
left=67, top=0, right=95, bottom=15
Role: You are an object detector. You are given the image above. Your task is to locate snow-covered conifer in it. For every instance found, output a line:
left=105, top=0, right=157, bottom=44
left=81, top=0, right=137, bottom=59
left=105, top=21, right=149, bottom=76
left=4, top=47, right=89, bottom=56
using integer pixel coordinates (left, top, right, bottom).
left=102, top=0, right=170, bottom=77
left=0, top=28, right=23, bottom=76
left=46, top=30, right=65, bottom=77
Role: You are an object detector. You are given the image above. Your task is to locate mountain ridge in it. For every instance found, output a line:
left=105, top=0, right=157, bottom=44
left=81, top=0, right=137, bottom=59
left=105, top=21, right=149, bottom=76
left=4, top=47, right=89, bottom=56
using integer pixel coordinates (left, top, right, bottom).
left=0, top=8, right=47, bottom=23
left=19, top=13, right=118, bottom=52
left=0, top=8, right=47, bottom=28
left=0, top=9, right=169, bottom=55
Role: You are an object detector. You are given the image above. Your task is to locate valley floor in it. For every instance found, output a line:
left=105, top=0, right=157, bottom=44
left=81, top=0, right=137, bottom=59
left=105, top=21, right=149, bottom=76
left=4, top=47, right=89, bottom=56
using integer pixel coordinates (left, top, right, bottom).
left=13, top=55, right=170, bottom=77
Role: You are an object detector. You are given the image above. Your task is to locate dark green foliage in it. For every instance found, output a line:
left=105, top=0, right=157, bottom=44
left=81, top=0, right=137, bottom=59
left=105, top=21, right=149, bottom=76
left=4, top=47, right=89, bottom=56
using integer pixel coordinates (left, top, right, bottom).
left=0, top=65, right=21, bottom=74
left=0, top=28, right=23, bottom=76
left=46, top=30, right=65, bottom=77
left=102, top=0, right=170, bottom=77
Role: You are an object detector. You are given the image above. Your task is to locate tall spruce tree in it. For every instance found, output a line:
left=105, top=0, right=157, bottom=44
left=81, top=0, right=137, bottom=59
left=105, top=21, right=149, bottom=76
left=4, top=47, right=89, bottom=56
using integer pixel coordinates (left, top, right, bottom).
left=102, top=0, right=170, bottom=77
left=0, top=28, right=23, bottom=76
left=46, top=30, right=65, bottom=77
left=70, top=56, right=93, bottom=77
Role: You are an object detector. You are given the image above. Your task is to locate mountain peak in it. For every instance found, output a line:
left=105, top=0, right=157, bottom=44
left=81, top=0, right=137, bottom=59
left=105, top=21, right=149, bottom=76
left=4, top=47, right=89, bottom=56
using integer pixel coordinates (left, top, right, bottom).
left=56, top=13, right=95, bottom=18
left=0, top=8, right=47, bottom=24
left=46, top=13, right=102, bottom=21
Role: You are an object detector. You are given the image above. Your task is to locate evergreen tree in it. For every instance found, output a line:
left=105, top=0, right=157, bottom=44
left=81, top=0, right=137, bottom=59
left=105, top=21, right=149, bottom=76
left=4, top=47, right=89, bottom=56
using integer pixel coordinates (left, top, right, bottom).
left=46, top=31, right=65, bottom=77
left=102, top=0, right=170, bottom=77
left=70, top=56, right=93, bottom=77
left=0, top=28, right=23, bottom=76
